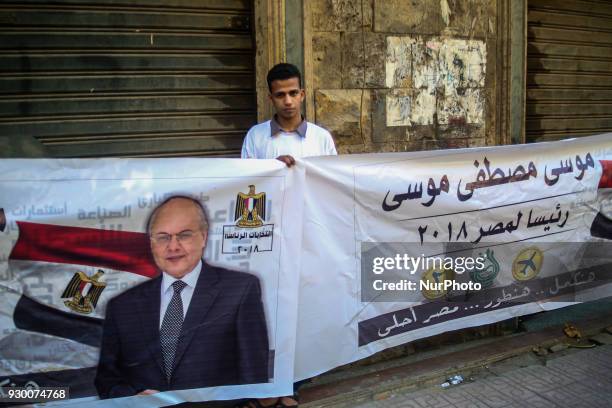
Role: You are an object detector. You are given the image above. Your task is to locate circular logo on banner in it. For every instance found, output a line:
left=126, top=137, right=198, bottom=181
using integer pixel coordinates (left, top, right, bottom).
left=421, top=266, right=455, bottom=300
left=512, top=247, right=543, bottom=281
left=469, top=248, right=500, bottom=288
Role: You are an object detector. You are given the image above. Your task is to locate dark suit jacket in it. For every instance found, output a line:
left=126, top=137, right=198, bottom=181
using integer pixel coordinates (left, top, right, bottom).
left=95, top=262, right=269, bottom=399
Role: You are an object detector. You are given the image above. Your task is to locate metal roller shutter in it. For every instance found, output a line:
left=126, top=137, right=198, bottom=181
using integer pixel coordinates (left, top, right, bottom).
left=0, top=0, right=255, bottom=157
left=526, top=0, right=612, bottom=142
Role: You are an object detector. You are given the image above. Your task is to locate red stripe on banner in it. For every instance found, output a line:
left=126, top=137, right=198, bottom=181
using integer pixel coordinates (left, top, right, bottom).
left=600, top=160, right=612, bottom=189
left=9, top=221, right=158, bottom=278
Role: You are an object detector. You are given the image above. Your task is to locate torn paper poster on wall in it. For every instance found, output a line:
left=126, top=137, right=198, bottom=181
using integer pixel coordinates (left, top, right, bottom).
left=385, top=36, right=486, bottom=127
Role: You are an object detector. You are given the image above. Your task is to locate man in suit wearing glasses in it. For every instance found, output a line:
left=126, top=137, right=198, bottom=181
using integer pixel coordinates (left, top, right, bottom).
left=95, top=195, right=269, bottom=398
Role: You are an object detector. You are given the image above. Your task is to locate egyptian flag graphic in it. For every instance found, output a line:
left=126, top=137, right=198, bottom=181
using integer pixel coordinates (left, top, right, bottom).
left=591, top=160, right=612, bottom=239
left=0, top=221, right=158, bottom=398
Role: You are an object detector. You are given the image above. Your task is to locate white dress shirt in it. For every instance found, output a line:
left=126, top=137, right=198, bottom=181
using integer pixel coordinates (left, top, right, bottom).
left=159, top=260, right=202, bottom=328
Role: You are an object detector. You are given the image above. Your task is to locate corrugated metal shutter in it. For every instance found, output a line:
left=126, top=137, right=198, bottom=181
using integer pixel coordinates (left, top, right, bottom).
left=0, top=0, right=255, bottom=157
left=526, top=0, right=612, bottom=142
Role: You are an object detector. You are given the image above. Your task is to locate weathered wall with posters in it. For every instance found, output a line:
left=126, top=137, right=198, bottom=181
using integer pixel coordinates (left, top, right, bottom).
left=306, top=0, right=497, bottom=154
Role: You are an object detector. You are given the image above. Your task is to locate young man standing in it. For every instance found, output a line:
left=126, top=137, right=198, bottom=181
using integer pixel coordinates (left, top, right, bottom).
left=241, top=63, right=337, bottom=165
left=239, top=64, right=336, bottom=407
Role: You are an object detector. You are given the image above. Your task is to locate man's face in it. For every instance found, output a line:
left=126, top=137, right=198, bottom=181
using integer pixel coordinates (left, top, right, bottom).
left=149, top=199, right=207, bottom=279
left=268, top=77, right=304, bottom=122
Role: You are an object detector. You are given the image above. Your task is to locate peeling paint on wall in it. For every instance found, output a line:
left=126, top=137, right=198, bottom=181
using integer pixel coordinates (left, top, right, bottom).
left=465, top=88, right=484, bottom=124
left=386, top=89, right=412, bottom=127
left=385, top=36, right=414, bottom=88
left=385, top=36, right=486, bottom=127
left=440, top=39, right=486, bottom=90
left=440, top=0, right=451, bottom=26
left=437, top=88, right=484, bottom=125
left=413, top=39, right=440, bottom=90
left=412, top=89, right=436, bottom=125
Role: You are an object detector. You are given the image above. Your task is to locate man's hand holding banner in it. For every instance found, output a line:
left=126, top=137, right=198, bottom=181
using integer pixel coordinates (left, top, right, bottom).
left=0, top=134, right=611, bottom=405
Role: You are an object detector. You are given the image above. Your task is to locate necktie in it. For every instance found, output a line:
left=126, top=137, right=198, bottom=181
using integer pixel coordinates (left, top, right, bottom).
left=160, top=280, right=187, bottom=381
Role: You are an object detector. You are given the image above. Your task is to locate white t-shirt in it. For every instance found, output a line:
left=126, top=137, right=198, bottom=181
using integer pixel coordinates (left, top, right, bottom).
left=241, top=120, right=337, bottom=159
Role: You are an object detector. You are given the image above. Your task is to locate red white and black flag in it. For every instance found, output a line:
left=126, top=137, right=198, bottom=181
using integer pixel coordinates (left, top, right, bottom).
left=0, top=158, right=299, bottom=405
left=1, top=220, right=157, bottom=397
left=591, top=160, right=612, bottom=239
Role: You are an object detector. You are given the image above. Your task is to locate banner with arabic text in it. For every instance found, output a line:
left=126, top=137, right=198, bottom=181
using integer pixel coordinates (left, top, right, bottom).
left=295, top=133, right=612, bottom=380
left=0, top=159, right=303, bottom=406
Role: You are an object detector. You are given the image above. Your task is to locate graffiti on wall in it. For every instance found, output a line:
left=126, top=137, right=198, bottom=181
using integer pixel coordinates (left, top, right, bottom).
left=385, top=36, right=486, bottom=127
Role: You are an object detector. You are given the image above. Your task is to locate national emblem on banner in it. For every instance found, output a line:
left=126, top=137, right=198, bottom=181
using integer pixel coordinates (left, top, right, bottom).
left=221, top=185, right=274, bottom=254
left=61, top=269, right=107, bottom=314
left=235, top=185, right=266, bottom=228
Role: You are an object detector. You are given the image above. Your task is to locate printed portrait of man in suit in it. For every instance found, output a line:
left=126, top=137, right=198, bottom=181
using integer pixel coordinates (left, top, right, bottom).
left=95, top=195, right=269, bottom=398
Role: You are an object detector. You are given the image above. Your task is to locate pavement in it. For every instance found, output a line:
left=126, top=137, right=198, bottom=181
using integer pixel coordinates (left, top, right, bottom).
left=299, top=312, right=612, bottom=408
left=189, top=312, right=612, bottom=407
left=351, top=344, right=612, bottom=408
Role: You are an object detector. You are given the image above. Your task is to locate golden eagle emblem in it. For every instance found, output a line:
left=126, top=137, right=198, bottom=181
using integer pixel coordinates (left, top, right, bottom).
left=235, top=185, right=266, bottom=228
left=61, top=270, right=107, bottom=314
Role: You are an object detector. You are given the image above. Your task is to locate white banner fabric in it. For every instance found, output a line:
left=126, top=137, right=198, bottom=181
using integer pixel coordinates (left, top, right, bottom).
left=0, top=134, right=611, bottom=404
left=295, top=133, right=612, bottom=380
left=0, top=158, right=303, bottom=405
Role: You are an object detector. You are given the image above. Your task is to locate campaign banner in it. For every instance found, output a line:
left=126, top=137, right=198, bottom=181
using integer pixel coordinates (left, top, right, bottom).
left=0, top=158, right=303, bottom=406
left=295, top=133, right=612, bottom=380
left=1, top=134, right=611, bottom=404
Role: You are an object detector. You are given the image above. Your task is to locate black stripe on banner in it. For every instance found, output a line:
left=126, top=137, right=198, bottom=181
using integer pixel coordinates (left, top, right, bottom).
left=13, top=295, right=103, bottom=348
left=0, top=367, right=97, bottom=406
left=591, top=212, right=612, bottom=240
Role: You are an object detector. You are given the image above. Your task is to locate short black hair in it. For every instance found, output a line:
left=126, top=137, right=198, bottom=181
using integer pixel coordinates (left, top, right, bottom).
left=267, top=63, right=302, bottom=92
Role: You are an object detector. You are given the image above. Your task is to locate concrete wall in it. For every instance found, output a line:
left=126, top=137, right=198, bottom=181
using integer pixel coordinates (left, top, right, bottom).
left=306, top=0, right=498, bottom=154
